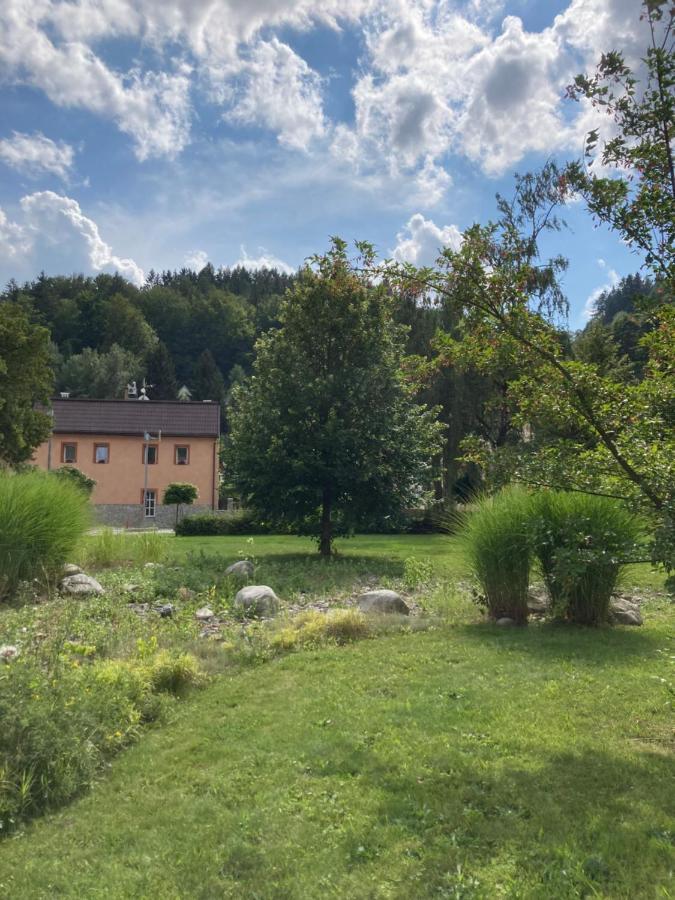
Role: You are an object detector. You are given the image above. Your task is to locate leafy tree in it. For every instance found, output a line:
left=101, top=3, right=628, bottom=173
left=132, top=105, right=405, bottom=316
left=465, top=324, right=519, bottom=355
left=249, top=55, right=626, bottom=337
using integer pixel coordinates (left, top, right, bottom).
left=146, top=341, right=178, bottom=400
left=0, top=303, right=53, bottom=466
left=57, top=344, right=143, bottom=399
left=102, top=294, right=157, bottom=357
left=162, top=482, right=198, bottom=525
left=228, top=239, right=443, bottom=555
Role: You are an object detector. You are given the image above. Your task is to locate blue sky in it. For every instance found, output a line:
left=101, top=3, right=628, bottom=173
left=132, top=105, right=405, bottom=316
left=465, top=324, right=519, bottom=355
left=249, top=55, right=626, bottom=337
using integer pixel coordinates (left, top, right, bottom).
left=0, top=0, right=650, bottom=328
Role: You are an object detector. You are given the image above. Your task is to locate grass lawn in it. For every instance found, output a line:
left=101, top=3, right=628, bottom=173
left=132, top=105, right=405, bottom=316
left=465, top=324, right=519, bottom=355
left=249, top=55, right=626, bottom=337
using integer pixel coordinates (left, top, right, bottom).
left=0, top=535, right=672, bottom=898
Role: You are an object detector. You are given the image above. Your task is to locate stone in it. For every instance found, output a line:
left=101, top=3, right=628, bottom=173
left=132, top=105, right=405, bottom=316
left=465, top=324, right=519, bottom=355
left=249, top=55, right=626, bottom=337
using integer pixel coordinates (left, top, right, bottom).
left=176, top=586, right=196, bottom=601
left=0, top=644, right=19, bottom=662
left=609, top=597, right=643, bottom=626
left=60, top=573, right=104, bottom=596
left=527, top=589, right=550, bottom=614
left=157, top=603, right=175, bottom=618
left=63, top=563, right=82, bottom=576
left=234, top=585, right=280, bottom=618
left=496, top=617, right=516, bottom=627
left=357, top=590, right=410, bottom=616
left=226, top=559, right=254, bottom=578
left=144, top=562, right=160, bottom=570
left=195, top=606, right=215, bottom=621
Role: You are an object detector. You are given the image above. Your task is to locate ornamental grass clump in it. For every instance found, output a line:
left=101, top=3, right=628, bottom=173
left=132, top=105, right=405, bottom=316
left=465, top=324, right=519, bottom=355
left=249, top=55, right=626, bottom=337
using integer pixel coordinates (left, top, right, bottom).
left=530, top=492, right=641, bottom=625
left=462, top=488, right=533, bottom=624
left=0, top=470, right=90, bottom=602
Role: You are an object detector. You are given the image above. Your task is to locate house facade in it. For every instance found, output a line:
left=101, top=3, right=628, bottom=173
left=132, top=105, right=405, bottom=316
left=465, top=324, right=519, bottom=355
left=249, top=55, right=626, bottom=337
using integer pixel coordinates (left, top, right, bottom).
left=33, top=398, right=220, bottom=527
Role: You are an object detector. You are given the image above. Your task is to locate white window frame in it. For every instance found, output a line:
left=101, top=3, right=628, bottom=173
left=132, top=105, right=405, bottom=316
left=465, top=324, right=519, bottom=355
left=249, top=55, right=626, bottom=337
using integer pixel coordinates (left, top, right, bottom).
left=144, top=489, right=157, bottom=518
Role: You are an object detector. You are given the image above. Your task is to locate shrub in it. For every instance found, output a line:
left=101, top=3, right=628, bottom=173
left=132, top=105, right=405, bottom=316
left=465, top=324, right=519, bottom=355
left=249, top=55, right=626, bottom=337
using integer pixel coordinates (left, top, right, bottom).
left=271, top=609, right=370, bottom=650
left=462, top=488, right=532, bottom=623
left=147, top=650, right=203, bottom=695
left=530, top=492, right=641, bottom=625
left=0, top=470, right=90, bottom=602
left=175, top=510, right=277, bottom=536
left=52, top=466, right=96, bottom=496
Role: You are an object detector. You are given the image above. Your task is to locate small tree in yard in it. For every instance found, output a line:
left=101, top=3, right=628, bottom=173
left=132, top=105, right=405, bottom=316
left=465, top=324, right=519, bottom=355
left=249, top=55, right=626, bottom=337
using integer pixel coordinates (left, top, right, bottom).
left=163, top=482, right=198, bottom=525
left=227, top=239, right=443, bottom=556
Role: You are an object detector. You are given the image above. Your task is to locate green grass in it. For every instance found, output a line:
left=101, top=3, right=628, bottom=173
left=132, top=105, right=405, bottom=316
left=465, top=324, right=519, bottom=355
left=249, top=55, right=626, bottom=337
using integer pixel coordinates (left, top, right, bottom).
left=0, top=534, right=672, bottom=898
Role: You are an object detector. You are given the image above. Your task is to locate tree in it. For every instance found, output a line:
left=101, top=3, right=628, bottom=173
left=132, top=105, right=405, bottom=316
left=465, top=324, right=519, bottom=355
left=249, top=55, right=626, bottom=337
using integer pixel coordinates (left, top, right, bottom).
left=57, top=344, right=143, bottom=398
left=0, top=303, right=53, bottom=466
left=227, top=239, right=442, bottom=555
left=162, top=482, right=198, bottom=526
left=146, top=341, right=178, bottom=400
left=192, top=349, right=226, bottom=404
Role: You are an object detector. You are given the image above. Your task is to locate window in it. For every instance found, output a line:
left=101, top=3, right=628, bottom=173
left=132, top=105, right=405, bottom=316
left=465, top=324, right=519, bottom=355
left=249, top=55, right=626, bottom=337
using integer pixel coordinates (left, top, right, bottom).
left=143, top=444, right=158, bottom=465
left=175, top=445, right=190, bottom=465
left=143, top=489, right=156, bottom=518
left=93, top=443, right=109, bottom=464
left=61, top=442, right=77, bottom=464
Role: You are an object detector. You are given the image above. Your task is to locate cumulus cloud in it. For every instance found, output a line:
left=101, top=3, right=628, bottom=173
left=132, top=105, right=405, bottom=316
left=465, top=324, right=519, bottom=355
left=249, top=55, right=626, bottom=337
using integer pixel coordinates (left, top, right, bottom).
left=232, top=245, right=294, bottom=274
left=392, top=213, right=462, bottom=266
left=0, top=208, right=30, bottom=260
left=0, top=131, right=75, bottom=179
left=184, top=249, right=209, bottom=270
left=582, top=258, right=620, bottom=321
left=20, top=191, right=145, bottom=285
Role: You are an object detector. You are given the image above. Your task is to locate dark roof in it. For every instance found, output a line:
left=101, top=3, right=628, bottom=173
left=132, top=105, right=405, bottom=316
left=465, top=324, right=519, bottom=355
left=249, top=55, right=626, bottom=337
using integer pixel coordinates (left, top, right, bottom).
left=48, top=399, right=220, bottom=437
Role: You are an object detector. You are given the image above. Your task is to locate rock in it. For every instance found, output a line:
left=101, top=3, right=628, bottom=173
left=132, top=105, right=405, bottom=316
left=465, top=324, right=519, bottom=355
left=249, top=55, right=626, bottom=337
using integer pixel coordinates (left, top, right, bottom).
left=226, top=559, right=254, bottom=578
left=496, top=617, right=516, bottom=627
left=60, top=573, right=104, bottom=596
left=176, top=586, right=195, bottom=601
left=63, top=563, right=82, bottom=576
left=527, top=589, right=550, bottom=614
left=357, top=590, right=410, bottom=616
left=609, top=597, right=643, bottom=626
left=0, top=644, right=19, bottom=662
left=144, top=562, right=160, bottom=570
left=157, top=603, right=175, bottom=618
left=234, top=585, right=279, bottom=618
left=195, top=606, right=215, bottom=621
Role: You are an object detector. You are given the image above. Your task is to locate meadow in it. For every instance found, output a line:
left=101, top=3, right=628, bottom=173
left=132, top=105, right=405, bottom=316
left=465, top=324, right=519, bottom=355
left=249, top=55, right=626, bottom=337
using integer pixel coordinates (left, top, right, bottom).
left=0, top=533, right=672, bottom=899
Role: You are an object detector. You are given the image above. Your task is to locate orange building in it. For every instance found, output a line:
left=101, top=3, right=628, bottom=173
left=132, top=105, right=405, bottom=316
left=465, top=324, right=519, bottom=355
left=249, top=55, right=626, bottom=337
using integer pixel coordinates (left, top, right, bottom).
left=33, top=398, right=220, bottom=527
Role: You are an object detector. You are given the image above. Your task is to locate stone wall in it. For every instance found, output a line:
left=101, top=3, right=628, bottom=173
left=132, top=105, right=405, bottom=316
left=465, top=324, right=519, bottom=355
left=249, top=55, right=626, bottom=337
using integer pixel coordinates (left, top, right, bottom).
left=94, top=504, right=223, bottom=529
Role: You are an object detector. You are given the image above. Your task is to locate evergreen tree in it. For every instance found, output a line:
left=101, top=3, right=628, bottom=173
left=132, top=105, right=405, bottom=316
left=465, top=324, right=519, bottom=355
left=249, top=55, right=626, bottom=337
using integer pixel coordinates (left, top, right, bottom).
left=192, top=349, right=226, bottom=403
left=146, top=341, right=178, bottom=400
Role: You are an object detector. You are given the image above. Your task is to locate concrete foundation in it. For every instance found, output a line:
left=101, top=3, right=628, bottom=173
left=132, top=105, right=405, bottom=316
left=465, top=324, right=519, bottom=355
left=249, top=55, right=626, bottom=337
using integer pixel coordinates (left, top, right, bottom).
left=94, top=503, right=222, bottom=529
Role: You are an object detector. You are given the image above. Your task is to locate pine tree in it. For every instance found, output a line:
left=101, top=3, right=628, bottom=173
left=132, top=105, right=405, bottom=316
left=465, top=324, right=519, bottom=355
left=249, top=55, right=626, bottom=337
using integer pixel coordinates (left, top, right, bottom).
left=146, top=341, right=178, bottom=400
left=192, top=350, right=226, bottom=403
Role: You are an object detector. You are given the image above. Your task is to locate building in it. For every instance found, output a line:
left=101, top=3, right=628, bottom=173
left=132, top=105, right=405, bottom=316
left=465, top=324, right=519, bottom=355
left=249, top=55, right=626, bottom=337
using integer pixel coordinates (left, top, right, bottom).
left=33, top=398, right=220, bottom=527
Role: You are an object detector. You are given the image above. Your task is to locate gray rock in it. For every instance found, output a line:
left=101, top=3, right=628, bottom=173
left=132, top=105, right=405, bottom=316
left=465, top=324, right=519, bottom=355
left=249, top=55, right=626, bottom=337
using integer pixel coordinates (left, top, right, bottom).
left=609, top=597, right=643, bottom=626
left=226, top=559, right=254, bottom=578
left=157, top=603, right=175, bottom=618
left=357, top=590, right=410, bottom=616
left=496, top=617, right=516, bottom=627
left=195, top=606, right=215, bottom=621
left=234, top=585, right=279, bottom=618
left=144, top=562, right=160, bottom=570
left=0, top=644, right=19, bottom=662
left=63, top=563, right=82, bottom=576
left=527, top=590, right=550, bottom=614
left=60, top=573, right=104, bottom=596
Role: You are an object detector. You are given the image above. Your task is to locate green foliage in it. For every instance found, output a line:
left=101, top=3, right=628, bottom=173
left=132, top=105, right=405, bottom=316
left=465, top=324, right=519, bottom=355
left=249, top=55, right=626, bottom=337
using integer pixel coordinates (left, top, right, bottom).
left=52, top=465, right=96, bottom=496
left=78, top=528, right=167, bottom=568
left=402, top=556, right=434, bottom=589
left=271, top=609, right=370, bottom=650
left=461, top=488, right=533, bottom=623
left=0, top=471, right=90, bottom=602
left=57, top=343, right=143, bottom=399
left=0, top=303, right=53, bottom=466
left=162, top=482, right=198, bottom=525
left=145, top=341, right=178, bottom=400
left=530, top=492, right=643, bottom=625
left=175, top=511, right=278, bottom=536
left=192, top=349, right=226, bottom=404
left=228, top=239, right=443, bottom=555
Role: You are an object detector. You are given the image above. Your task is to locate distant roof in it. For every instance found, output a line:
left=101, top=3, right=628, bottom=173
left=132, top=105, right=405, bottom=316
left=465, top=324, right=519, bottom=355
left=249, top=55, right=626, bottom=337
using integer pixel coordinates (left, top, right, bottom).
left=48, top=398, right=220, bottom=437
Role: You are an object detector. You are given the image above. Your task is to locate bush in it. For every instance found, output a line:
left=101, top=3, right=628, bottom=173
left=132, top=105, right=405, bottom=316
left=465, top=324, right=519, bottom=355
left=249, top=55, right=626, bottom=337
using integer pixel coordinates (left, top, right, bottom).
left=462, top=488, right=532, bottom=623
left=271, top=609, right=370, bottom=650
left=0, top=470, right=90, bottom=602
left=175, top=510, right=277, bottom=536
left=530, top=492, right=641, bottom=625
left=52, top=466, right=96, bottom=496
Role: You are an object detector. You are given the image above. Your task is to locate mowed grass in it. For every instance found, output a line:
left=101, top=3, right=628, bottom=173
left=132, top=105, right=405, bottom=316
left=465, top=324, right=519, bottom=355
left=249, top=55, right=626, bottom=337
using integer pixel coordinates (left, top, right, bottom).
left=1, top=535, right=672, bottom=898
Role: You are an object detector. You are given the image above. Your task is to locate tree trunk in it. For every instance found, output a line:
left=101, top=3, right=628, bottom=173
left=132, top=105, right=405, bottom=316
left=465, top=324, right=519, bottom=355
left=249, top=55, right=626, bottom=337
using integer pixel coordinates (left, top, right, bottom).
left=319, top=486, right=333, bottom=557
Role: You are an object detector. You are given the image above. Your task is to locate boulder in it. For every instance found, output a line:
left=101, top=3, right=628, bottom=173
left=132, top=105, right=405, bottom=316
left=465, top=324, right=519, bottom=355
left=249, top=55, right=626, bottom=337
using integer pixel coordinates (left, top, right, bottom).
left=157, top=603, right=175, bottom=618
left=357, top=590, right=410, bottom=616
left=496, top=617, right=516, bottom=627
left=63, top=563, right=82, bottom=577
left=195, top=606, right=215, bottom=621
left=527, top=590, right=550, bottom=614
left=226, top=559, right=254, bottom=578
left=0, top=645, right=19, bottom=663
left=609, top=597, right=643, bottom=626
left=60, top=573, right=104, bottom=596
left=234, top=585, right=279, bottom=618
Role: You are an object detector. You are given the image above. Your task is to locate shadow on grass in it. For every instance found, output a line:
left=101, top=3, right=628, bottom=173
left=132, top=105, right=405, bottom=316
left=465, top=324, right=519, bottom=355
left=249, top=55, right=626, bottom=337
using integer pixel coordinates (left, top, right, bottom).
left=453, top=618, right=668, bottom=665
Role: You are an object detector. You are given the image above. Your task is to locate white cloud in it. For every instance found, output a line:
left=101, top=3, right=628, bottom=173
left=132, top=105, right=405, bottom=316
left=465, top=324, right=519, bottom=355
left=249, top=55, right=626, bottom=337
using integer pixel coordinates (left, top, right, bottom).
left=232, top=245, right=294, bottom=273
left=20, top=191, right=145, bottom=285
left=226, top=39, right=325, bottom=150
left=0, top=131, right=75, bottom=179
left=0, top=207, right=30, bottom=260
left=184, top=249, right=209, bottom=270
left=392, top=213, right=462, bottom=266
left=582, top=260, right=620, bottom=321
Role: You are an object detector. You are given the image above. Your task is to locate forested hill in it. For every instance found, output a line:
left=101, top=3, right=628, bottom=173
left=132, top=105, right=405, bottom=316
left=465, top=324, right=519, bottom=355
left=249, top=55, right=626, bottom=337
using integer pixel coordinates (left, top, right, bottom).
left=1, top=265, right=295, bottom=404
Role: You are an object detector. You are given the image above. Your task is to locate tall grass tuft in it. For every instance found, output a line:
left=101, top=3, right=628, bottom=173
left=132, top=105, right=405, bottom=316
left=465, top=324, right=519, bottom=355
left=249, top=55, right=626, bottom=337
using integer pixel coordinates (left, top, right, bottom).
left=462, top=488, right=533, bottom=623
left=0, top=470, right=90, bottom=602
left=79, top=528, right=167, bottom=568
left=530, top=492, right=641, bottom=625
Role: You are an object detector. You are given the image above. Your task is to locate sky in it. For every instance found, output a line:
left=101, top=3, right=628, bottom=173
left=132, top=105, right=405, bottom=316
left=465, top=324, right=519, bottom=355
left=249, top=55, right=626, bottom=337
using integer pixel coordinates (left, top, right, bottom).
left=0, top=0, right=652, bottom=328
